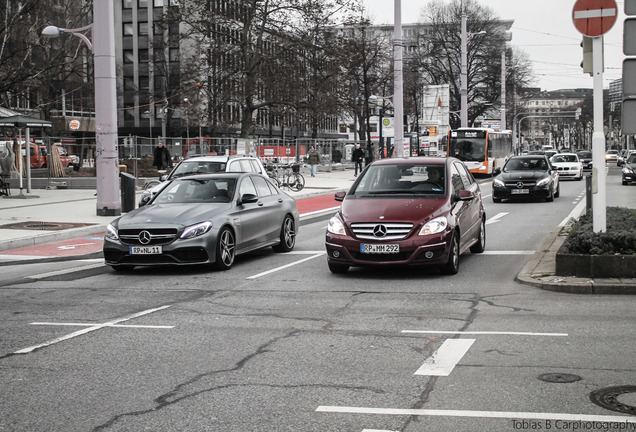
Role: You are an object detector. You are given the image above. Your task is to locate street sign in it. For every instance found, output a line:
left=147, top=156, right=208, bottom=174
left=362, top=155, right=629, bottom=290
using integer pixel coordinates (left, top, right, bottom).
left=572, top=0, right=618, bottom=37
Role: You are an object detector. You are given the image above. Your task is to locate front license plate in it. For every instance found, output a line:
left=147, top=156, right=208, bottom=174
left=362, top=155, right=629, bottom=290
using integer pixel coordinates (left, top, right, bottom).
left=511, top=189, right=529, bottom=195
left=361, top=244, right=400, bottom=254
left=129, top=246, right=162, bottom=254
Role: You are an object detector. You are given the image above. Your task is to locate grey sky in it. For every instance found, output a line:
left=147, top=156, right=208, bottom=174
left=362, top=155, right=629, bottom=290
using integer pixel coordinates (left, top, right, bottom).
left=362, top=0, right=624, bottom=91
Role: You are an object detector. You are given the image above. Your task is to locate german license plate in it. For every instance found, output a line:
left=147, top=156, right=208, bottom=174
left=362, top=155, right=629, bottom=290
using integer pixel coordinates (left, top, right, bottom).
left=511, top=189, right=529, bottom=195
left=361, top=244, right=399, bottom=254
left=129, top=246, right=162, bottom=254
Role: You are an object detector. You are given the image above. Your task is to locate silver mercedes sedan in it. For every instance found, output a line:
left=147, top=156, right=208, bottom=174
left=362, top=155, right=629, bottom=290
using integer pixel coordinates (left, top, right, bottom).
left=104, top=172, right=298, bottom=271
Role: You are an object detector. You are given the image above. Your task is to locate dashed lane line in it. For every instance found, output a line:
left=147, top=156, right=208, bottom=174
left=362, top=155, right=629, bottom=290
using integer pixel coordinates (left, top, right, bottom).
left=246, top=252, right=326, bottom=280
left=414, top=339, right=475, bottom=376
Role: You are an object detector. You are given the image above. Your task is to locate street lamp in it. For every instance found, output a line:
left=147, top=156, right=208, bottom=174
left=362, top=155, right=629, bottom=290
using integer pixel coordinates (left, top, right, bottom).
left=183, top=98, right=190, bottom=152
left=370, top=95, right=394, bottom=158
left=460, top=10, right=486, bottom=128
left=42, top=0, right=120, bottom=216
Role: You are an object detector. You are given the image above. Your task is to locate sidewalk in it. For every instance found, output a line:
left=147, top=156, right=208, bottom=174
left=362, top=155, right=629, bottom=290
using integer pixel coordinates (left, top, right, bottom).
left=0, top=166, right=353, bottom=255
left=1, top=166, right=633, bottom=294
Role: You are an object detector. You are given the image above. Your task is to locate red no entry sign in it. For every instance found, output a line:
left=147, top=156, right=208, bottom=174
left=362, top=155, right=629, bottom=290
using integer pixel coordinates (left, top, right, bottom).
left=572, top=0, right=618, bottom=37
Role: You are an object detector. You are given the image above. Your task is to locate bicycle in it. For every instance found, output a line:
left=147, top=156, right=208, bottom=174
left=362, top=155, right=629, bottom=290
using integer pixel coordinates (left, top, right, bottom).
left=267, top=163, right=304, bottom=192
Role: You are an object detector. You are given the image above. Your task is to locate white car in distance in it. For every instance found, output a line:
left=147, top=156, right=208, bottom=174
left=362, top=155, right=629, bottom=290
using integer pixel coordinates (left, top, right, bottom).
left=550, top=153, right=583, bottom=181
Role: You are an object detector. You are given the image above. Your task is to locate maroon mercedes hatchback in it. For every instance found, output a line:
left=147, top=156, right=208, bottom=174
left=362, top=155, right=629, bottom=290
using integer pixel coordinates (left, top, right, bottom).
left=325, top=157, right=486, bottom=274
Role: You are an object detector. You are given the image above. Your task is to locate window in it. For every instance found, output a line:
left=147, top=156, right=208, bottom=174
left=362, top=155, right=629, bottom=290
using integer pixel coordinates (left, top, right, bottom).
left=228, top=161, right=243, bottom=172
left=454, top=162, right=473, bottom=188
left=139, top=22, right=148, bottom=35
left=138, top=0, right=148, bottom=7
left=123, top=0, right=133, bottom=8
left=450, top=163, right=465, bottom=193
left=154, top=0, right=163, bottom=6
left=251, top=176, right=272, bottom=197
left=123, top=50, right=135, bottom=63
left=123, top=23, right=134, bottom=36
left=138, top=49, right=149, bottom=62
left=239, top=177, right=257, bottom=197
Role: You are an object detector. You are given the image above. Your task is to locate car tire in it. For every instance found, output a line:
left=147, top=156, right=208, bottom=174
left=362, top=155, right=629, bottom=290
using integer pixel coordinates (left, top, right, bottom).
left=469, top=218, right=486, bottom=254
left=328, top=262, right=349, bottom=274
left=546, top=188, right=554, bottom=202
left=577, top=175, right=583, bottom=181
left=554, top=183, right=560, bottom=198
left=623, top=180, right=629, bottom=185
left=111, top=265, right=134, bottom=272
left=214, top=227, right=235, bottom=270
left=492, top=196, right=502, bottom=203
left=272, top=215, right=296, bottom=253
left=441, top=231, right=459, bottom=275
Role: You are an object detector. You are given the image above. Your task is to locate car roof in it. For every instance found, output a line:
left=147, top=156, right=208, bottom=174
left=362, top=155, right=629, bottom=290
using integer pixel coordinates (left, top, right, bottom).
left=371, top=157, right=448, bottom=167
left=173, top=172, right=256, bottom=181
left=553, top=152, right=577, bottom=156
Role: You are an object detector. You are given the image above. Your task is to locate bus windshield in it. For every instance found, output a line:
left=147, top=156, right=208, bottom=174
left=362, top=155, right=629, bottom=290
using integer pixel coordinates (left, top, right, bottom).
left=449, top=137, right=486, bottom=162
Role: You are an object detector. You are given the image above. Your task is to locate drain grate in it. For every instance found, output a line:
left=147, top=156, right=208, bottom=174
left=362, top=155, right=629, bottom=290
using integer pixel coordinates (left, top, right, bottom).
left=538, top=373, right=582, bottom=383
left=590, top=386, right=636, bottom=415
left=0, top=221, right=96, bottom=231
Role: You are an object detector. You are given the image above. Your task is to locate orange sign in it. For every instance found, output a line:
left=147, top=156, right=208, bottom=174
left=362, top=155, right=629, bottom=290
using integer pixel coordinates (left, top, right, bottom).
left=69, top=120, right=81, bottom=130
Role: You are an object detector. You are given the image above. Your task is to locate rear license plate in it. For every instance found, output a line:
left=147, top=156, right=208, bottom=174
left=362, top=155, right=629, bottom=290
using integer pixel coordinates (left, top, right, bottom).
left=129, top=246, right=162, bottom=254
left=511, top=189, right=529, bottom=195
left=361, top=244, right=400, bottom=254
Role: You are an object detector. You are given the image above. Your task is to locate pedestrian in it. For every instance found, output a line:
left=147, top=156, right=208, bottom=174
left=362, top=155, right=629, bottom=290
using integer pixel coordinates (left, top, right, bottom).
left=306, top=145, right=321, bottom=177
left=153, top=141, right=173, bottom=172
left=352, top=143, right=364, bottom=177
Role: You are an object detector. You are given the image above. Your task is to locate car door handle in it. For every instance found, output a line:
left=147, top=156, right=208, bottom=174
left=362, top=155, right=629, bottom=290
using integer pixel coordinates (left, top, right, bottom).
left=278, top=198, right=283, bottom=203
left=258, top=201, right=263, bottom=206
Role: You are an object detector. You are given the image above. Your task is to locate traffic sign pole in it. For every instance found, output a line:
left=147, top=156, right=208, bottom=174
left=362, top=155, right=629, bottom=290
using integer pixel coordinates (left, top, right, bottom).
left=592, top=36, right=607, bottom=233
left=572, top=0, right=616, bottom=233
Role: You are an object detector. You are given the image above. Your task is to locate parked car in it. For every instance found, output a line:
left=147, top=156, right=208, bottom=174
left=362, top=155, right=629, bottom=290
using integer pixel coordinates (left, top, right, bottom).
left=622, top=153, right=636, bottom=185
left=577, top=150, right=593, bottom=170
left=605, top=149, right=619, bottom=163
left=617, top=149, right=636, bottom=166
left=22, top=144, right=75, bottom=168
left=140, top=155, right=267, bottom=205
left=550, top=153, right=583, bottom=181
left=104, top=172, right=299, bottom=271
left=325, top=157, right=486, bottom=275
left=492, top=155, right=560, bottom=202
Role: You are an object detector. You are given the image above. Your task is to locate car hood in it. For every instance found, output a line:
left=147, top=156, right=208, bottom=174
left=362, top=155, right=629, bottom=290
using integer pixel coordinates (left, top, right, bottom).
left=339, top=196, right=448, bottom=225
left=498, top=171, right=549, bottom=181
left=112, top=203, right=232, bottom=228
left=551, top=162, right=580, bottom=169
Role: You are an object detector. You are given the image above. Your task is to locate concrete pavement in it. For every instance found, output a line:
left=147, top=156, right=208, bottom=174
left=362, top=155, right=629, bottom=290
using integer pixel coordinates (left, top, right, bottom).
left=1, top=165, right=633, bottom=294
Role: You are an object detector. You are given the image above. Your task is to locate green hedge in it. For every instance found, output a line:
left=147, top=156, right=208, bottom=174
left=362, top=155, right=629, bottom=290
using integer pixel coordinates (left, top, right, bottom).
left=563, top=207, right=636, bottom=255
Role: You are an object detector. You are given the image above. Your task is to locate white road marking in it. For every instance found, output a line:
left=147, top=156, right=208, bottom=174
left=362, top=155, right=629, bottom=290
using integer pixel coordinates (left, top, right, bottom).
left=315, top=406, right=636, bottom=424
left=57, top=243, right=96, bottom=250
left=485, top=212, right=508, bottom=225
left=14, top=305, right=171, bottom=354
left=479, top=250, right=534, bottom=255
left=402, top=330, right=568, bottom=337
left=286, top=250, right=327, bottom=255
left=246, top=252, right=325, bottom=280
left=414, top=339, right=475, bottom=376
left=574, top=9, right=616, bottom=19
left=300, top=206, right=340, bottom=218
left=31, top=322, right=173, bottom=329
left=26, top=262, right=105, bottom=279
left=362, top=429, right=399, bottom=432
left=559, top=198, right=586, bottom=227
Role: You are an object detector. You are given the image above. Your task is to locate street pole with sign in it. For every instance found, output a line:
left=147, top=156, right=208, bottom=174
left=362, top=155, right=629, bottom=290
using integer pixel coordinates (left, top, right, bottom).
left=572, top=0, right=617, bottom=233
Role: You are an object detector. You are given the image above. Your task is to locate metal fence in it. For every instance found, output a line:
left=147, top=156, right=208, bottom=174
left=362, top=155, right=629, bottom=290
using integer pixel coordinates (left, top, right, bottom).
left=8, top=136, right=367, bottom=178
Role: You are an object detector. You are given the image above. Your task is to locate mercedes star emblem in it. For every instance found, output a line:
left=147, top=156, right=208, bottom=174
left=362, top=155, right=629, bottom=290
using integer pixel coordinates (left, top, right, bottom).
left=373, top=225, right=387, bottom=238
left=138, top=230, right=152, bottom=245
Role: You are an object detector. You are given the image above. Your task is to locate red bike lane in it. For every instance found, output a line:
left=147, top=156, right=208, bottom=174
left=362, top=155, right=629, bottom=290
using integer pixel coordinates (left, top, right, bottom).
left=0, top=194, right=341, bottom=259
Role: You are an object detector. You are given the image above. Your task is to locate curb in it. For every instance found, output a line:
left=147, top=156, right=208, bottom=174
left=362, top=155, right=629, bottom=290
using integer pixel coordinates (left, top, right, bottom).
left=0, top=224, right=107, bottom=253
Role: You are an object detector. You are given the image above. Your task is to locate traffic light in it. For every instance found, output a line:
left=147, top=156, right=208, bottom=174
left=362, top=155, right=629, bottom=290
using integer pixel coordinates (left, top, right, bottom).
left=581, top=36, right=593, bottom=76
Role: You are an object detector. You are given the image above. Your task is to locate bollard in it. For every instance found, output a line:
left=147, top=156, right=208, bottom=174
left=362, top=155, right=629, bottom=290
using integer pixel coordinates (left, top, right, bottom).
left=120, top=172, right=136, bottom=213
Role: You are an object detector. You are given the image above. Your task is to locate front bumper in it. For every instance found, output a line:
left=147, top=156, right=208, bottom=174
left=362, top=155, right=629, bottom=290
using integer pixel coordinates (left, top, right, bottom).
left=325, top=230, right=452, bottom=268
left=492, top=183, right=552, bottom=200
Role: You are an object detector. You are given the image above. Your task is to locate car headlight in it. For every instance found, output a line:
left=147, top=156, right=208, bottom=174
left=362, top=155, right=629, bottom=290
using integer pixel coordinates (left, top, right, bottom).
left=327, top=215, right=346, bottom=235
left=536, top=177, right=551, bottom=187
left=623, top=166, right=634, bottom=174
left=106, top=223, right=119, bottom=241
left=419, top=216, right=448, bottom=236
left=493, top=178, right=505, bottom=187
left=181, top=221, right=213, bottom=239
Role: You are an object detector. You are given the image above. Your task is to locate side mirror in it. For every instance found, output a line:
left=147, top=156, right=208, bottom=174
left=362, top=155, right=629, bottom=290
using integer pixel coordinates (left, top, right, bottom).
left=240, top=193, right=259, bottom=204
left=334, top=191, right=346, bottom=202
left=159, top=174, right=168, bottom=181
left=138, top=195, right=152, bottom=207
left=457, top=190, right=474, bottom=201
left=493, top=167, right=501, bottom=175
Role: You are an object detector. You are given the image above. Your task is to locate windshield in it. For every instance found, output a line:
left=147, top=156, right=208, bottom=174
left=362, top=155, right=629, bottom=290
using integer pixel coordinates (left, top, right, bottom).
left=578, top=151, right=592, bottom=158
left=169, top=161, right=226, bottom=179
left=354, top=164, right=446, bottom=195
left=504, top=158, right=548, bottom=172
left=154, top=178, right=236, bottom=204
left=449, top=137, right=485, bottom=162
left=552, top=155, right=578, bottom=163
left=628, top=154, right=636, bottom=164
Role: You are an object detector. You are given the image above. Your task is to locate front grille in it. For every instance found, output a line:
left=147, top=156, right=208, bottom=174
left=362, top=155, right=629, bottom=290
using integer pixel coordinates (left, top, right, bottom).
left=351, top=222, right=413, bottom=240
left=504, top=181, right=536, bottom=187
left=118, top=228, right=179, bottom=246
left=350, top=251, right=412, bottom=262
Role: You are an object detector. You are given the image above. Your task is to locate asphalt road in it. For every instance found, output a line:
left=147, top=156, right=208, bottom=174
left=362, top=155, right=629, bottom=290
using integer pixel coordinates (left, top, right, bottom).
left=0, top=166, right=634, bottom=432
